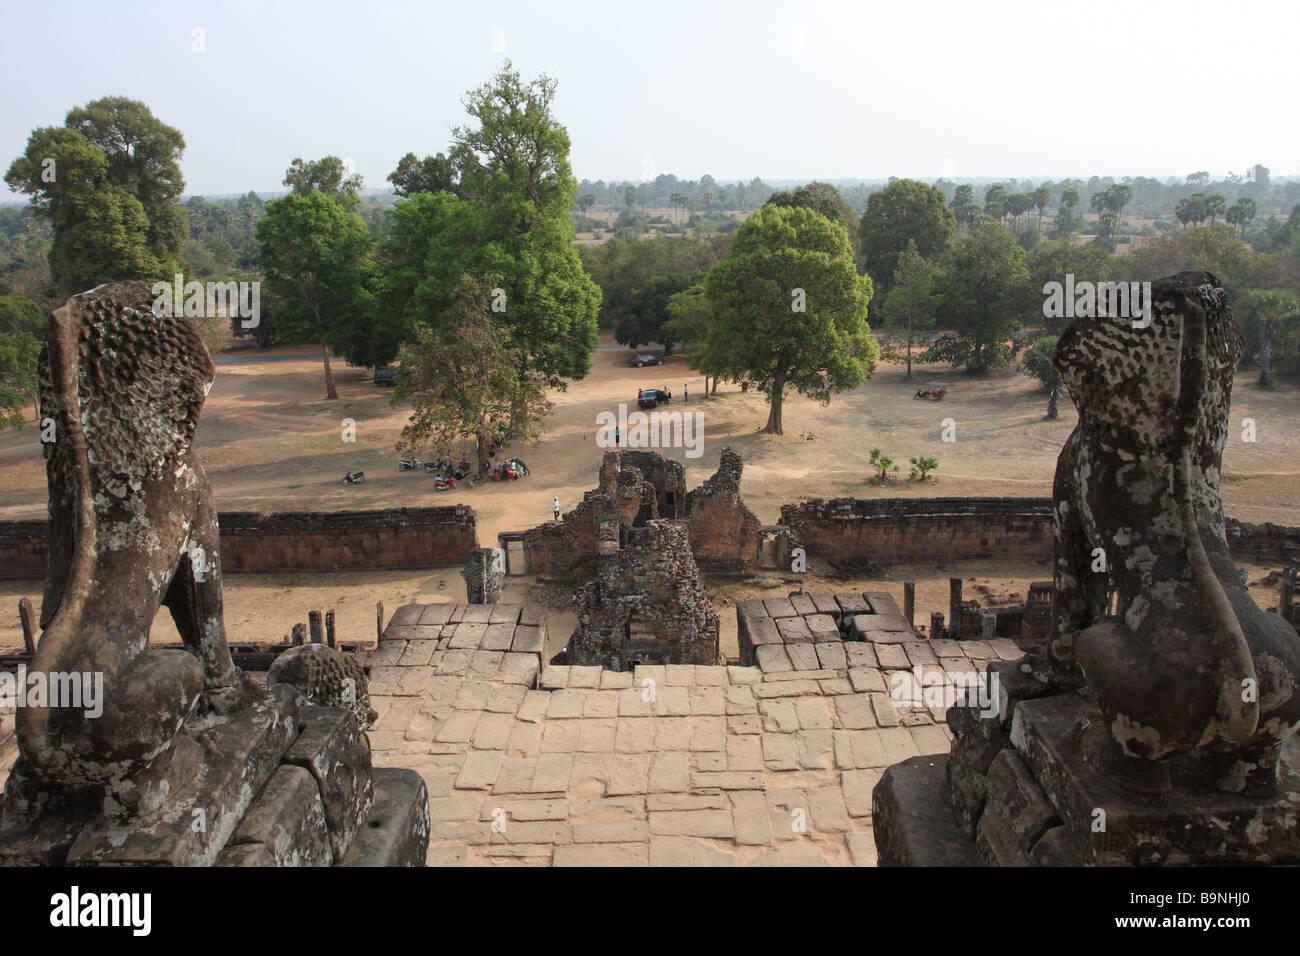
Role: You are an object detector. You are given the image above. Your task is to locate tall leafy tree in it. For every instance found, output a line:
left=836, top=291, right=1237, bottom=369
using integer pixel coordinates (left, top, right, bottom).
left=952, top=184, right=977, bottom=231
left=394, top=278, right=551, bottom=478
left=878, top=240, right=936, bottom=380
left=1032, top=186, right=1052, bottom=231
left=1059, top=187, right=1080, bottom=242
left=1243, top=289, right=1298, bottom=387
left=256, top=191, right=373, bottom=399
left=767, top=181, right=860, bottom=257
left=0, top=294, right=43, bottom=430
left=1021, top=335, right=1063, bottom=419
left=858, top=179, right=955, bottom=294
left=5, top=97, right=187, bottom=294
left=388, top=152, right=460, bottom=198
left=704, top=205, right=877, bottom=433
left=438, top=62, right=601, bottom=395
left=925, top=221, right=1032, bottom=373
left=283, top=156, right=363, bottom=212
left=1226, top=198, right=1256, bottom=237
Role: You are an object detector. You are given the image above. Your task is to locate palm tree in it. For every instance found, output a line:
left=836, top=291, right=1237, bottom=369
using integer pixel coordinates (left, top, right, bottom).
left=1061, top=188, right=1079, bottom=243
left=1032, top=186, right=1051, bottom=232
left=1205, top=194, right=1225, bottom=226
left=1108, top=184, right=1132, bottom=238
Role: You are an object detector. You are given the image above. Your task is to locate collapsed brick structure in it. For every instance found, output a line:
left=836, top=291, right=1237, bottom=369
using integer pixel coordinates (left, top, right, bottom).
left=568, top=519, right=720, bottom=670
left=685, top=448, right=762, bottom=573
left=522, top=448, right=760, bottom=578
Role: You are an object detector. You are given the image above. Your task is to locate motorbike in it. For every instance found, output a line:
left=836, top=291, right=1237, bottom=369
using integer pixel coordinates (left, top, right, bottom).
left=433, top=475, right=456, bottom=491
left=504, top=457, right=529, bottom=478
left=342, top=471, right=365, bottom=486
left=398, top=458, right=423, bottom=472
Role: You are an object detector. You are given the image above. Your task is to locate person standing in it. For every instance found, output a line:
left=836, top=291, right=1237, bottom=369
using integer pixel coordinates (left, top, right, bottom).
left=684, top=383, right=688, bottom=403
left=614, top=425, right=621, bottom=447
left=552, top=496, right=561, bottom=521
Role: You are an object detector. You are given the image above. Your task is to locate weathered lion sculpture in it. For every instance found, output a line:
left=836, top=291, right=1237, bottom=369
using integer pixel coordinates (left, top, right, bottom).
left=1050, top=271, right=1300, bottom=793
left=16, top=280, right=252, bottom=810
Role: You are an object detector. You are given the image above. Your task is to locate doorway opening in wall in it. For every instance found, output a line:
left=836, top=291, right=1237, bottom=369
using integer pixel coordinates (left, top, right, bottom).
left=758, top=530, right=782, bottom=570
left=506, top=539, right=526, bottom=575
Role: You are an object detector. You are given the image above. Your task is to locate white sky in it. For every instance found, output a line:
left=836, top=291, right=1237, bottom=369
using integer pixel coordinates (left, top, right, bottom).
left=2, top=0, right=1297, bottom=196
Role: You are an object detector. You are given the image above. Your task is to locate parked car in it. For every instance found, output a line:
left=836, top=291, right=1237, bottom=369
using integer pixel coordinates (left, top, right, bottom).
left=373, top=365, right=397, bottom=386
left=637, top=387, right=671, bottom=408
left=628, top=353, right=663, bottom=367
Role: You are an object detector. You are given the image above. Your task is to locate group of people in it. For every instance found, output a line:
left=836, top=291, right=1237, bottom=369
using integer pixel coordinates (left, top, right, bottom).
left=488, top=457, right=523, bottom=481
left=432, top=453, right=471, bottom=480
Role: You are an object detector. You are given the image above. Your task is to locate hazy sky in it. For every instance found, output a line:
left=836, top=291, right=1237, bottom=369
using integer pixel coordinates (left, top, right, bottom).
left=3, top=0, right=1297, bottom=197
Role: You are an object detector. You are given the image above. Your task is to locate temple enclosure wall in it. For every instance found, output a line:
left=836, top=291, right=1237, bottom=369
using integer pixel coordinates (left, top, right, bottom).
left=0, top=507, right=478, bottom=579
left=780, top=497, right=1300, bottom=566
left=4, top=497, right=1294, bottom=581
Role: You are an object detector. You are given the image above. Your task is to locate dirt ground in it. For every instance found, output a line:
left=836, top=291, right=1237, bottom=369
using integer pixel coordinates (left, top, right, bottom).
left=1, top=334, right=1296, bottom=653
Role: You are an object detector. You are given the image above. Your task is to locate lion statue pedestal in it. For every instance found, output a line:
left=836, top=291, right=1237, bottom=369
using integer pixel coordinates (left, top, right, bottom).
left=0, top=282, right=428, bottom=866
left=872, top=273, right=1300, bottom=866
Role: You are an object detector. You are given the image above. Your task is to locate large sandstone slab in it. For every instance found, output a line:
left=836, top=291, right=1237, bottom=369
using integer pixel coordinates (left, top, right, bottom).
left=283, top=705, right=374, bottom=860
left=67, top=685, right=300, bottom=866
left=218, top=765, right=331, bottom=866
left=338, top=768, right=430, bottom=867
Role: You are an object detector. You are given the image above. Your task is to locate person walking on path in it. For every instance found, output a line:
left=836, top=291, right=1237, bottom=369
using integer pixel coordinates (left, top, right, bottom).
left=552, top=496, right=561, bottom=521
left=684, top=383, right=688, bottom=403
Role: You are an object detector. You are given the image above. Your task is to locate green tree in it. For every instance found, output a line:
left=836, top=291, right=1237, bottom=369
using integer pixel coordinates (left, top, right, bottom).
left=1243, top=290, right=1299, bottom=387
left=869, top=448, right=897, bottom=481
left=394, top=278, right=551, bottom=479
left=663, top=282, right=727, bottom=397
left=1025, top=240, right=1114, bottom=334
left=1032, top=186, right=1051, bottom=231
left=1059, top=187, right=1080, bottom=242
left=1108, top=183, right=1133, bottom=233
left=908, top=456, right=938, bottom=481
left=878, top=240, right=937, bottom=380
left=256, top=191, right=374, bottom=399
left=1205, top=194, right=1225, bottom=226
left=767, top=181, right=860, bottom=258
left=613, top=272, right=699, bottom=354
left=388, top=152, right=459, bottom=198
left=704, top=204, right=877, bottom=433
left=859, top=179, right=955, bottom=293
left=926, top=221, right=1032, bottom=373
left=0, top=294, right=43, bottom=429
left=440, top=62, right=601, bottom=397
left=1006, top=193, right=1032, bottom=234
left=984, top=184, right=1008, bottom=224
left=1021, top=335, right=1063, bottom=419
left=5, top=97, right=187, bottom=294
left=1226, top=198, right=1256, bottom=237
left=283, top=156, right=363, bottom=212
left=952, top=184, right=977, bottom=231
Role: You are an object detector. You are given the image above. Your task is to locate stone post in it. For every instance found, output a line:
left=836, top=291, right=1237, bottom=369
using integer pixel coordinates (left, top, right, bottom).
left=18, top=596, right=35, bottom=655
left=308, top=610, right=324, bottom=644
left=948, top=578, right=963, bottom=640
left=903, top=582, right=915, bottom=633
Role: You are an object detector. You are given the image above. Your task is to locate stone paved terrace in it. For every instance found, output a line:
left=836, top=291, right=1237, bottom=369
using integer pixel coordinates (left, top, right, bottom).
left=365, top=598, right=1025, bottom=866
